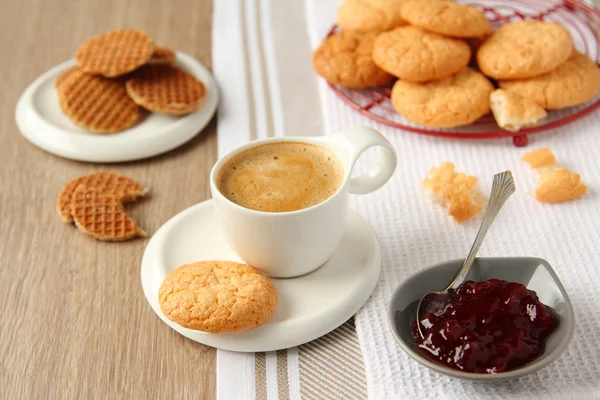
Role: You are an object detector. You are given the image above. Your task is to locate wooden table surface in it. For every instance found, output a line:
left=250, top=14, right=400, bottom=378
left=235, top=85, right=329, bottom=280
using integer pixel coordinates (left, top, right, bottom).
left=0, top=0, right=217, bottom=398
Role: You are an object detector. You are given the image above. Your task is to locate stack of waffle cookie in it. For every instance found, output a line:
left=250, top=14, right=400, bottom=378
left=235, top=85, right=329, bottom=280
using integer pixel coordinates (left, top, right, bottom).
left=57, top=172, right=148, bottom=241
left=312, top=0, right=600, bottom=131
left=57, top=29, right=206, bottom=133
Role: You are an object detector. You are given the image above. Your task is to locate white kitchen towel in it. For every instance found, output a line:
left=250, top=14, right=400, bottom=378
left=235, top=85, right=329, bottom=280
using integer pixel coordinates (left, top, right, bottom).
left=305, top=0, right=600, bottom=399
left=213, top=1, right=367, bottom=399
left=214, top=0, right=600, bottom=398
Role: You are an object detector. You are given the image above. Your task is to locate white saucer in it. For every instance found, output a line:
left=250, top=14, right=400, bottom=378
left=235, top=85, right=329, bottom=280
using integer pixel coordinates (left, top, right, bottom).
left=140, top=199, right=381, bottom=352
left=15, top=52, right=219, bottom=163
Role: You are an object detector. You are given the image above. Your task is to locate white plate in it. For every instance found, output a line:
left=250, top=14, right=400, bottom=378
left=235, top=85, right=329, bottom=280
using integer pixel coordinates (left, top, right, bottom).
left=15, top=52, right=219, bottom=163
left=140, top=199, right=382, bottom=352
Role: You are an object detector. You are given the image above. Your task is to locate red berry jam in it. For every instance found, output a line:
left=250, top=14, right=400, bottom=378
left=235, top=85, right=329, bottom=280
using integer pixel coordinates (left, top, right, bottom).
left=412, top=279, right=557, bottom=374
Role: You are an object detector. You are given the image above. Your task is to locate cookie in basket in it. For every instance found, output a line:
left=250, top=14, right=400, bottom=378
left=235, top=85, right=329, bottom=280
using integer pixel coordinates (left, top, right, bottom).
left=499, top=51, right=600, bottom=109
left=312, top=31, right=394, bottom=88
left=158, top=261, right=278, bottom=333
left=490, top=89, right=547, bottom=132
left=57, top=172, right=149, bottom=223
left=336, top=0, right=407, bottom=33
left=57, top=69, right=141, bottom=133
left=76, top=29, right=154, bottom=77
left=125, top=64, right=206, bottom=115
left=477, top=20, right=573, bottom=80
left=391, top=67, right=493, bottom=128
left=148, top=47, right=176, bottom=64
left=400, top=0, right=492, bottom=38
left=70, top=185, right=147, bottom=241
left=373, top=26, right=470, bottom=82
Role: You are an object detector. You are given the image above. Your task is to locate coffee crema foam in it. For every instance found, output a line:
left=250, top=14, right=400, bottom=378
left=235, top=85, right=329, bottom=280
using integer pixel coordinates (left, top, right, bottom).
left=217, top=142, right=344, bottom=212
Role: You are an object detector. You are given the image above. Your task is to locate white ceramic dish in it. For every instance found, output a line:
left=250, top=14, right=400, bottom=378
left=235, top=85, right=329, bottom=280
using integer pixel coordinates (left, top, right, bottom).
left=15, top=52, right=218, bottom=163
left=388, top=257, right=575, bottom=381
left=140, top=199, right=382, bottom=352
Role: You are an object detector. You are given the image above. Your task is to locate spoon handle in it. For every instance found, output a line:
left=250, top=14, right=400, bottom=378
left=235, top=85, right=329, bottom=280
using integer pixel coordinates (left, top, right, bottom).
left=449, top=171, right=516, bottom=290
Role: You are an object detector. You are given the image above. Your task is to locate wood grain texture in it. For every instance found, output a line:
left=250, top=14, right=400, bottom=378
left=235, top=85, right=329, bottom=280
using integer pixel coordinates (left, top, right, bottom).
left=0, top=0, right=217, bottom=399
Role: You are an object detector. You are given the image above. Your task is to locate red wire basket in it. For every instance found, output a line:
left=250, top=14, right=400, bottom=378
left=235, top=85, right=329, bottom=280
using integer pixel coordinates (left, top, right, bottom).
left=327, top=0, right=600, bottom=146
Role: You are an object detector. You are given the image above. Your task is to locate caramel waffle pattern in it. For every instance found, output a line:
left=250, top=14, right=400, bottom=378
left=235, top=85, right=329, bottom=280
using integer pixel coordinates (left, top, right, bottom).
left=148, top=47, right=176, bottom=64
left=125, top=64, right=206, bottom=115
left=55, top=67, right=79, bottom=90
left=57, top=172, right=148, bottom=223
left=75, top=29, right=154, bottom=77
left=70, top=185, right=146, bottom=241
left=58, top=69, right=140, bottom=133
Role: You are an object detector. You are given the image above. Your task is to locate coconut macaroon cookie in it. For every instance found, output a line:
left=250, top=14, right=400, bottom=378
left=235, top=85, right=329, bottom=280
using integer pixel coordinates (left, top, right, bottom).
left=312, top=31, right=394, bottom=88
left=499, top=51, right=600, bottom=110
left=477, top=20, right=574, bottom=80
left=391, top=68, right=494, bottom=128
left=400, top=0, right=492, bottom=38
left=490, top=89, right=547, bottom=132
left=535, top=168, right=588, bottom=203
left=373, top=26, right=471, bottom=82
left=521, top=148, right=557, bottom=169
left=336, top=0, right=408, bottom=33
left=158, top=261, right=278, bottom=333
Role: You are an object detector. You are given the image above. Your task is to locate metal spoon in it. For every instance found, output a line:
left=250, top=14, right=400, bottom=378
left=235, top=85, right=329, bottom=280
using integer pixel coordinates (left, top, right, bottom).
left=415, top=171, right=516, bottom=339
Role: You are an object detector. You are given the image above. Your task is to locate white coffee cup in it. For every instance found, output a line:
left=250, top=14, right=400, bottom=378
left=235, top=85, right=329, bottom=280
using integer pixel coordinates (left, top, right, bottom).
left=210, top=125, right=397, bottom=278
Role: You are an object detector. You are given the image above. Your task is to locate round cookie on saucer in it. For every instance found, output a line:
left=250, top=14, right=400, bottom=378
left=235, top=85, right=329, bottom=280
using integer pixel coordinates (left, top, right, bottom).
left=373, top=26, right=471, bottom=82
left=313, top=31, right=394, bottom=88
left=158, top=261, right=278, bottom=333
left=477, top=20, right=574, bottom=80
left=336, top=0, right=408, bottom=33
left=499, top=51, right=600, bottom=110
left=391, top=67, right=494, bottom=128
left=400, top=0, right=492, bottom=38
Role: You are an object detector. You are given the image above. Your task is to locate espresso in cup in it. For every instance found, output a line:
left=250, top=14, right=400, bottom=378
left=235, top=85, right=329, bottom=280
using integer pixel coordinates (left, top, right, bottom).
left=216, top=142, right=343, bottom=212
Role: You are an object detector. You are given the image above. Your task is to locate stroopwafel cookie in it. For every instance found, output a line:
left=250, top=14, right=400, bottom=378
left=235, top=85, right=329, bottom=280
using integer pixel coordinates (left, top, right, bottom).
left=148, top=47, right=176, bottom=64
left=125, top=64, right=206, bottom=115
left=57, top=69, right=140, bottom=133
left=75, top=29, right=154, bottom=77
left=70, top=185, right=147, bottom=241
left=57, top=172, right=148, bottom=223
left=55, top=67, right=79, bottom=90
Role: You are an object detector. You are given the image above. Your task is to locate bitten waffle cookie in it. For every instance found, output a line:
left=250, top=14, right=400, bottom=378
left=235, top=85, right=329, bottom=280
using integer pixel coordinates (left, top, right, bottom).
left=57, top=172, right=149, bottom=223
left=391, top=68, right=493, bottom=128
left=373, top=26, right=470, bottom=82
left=57, top=69, right=140, bottom=133
left=490, top=89, right=547, bottom=132
left=423, top=162, right=484, bottom=223
left=522, top=148, right=557, bottom=169
left=400, top=0, right=492, bottom=38
left=336, top=0, right=407, bottom=33
left=536, top=168, right=587, bottom=203
left=70, top=185, right=147, bottom=241
left=499, top=51, right=600, bottom=110
left=125, top=64, right=206, bottom=115
left=148, top=47, right=176, bottom=64
left=158, top=261, right=278, bottom=333
left=312, top=31, right=394, bottom=88
left=75, top=29, right=154, bottom=77
left=477, top=20, right=573, bottom=80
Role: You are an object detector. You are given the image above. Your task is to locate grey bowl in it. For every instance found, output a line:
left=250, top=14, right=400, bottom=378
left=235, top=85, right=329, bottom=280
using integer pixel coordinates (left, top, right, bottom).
left=388, top=257, right=575, bottom=382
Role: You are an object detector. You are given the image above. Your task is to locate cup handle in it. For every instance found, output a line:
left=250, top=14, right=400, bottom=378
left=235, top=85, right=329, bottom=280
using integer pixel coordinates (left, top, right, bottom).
left=333, top=126, right=397, bottom=194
